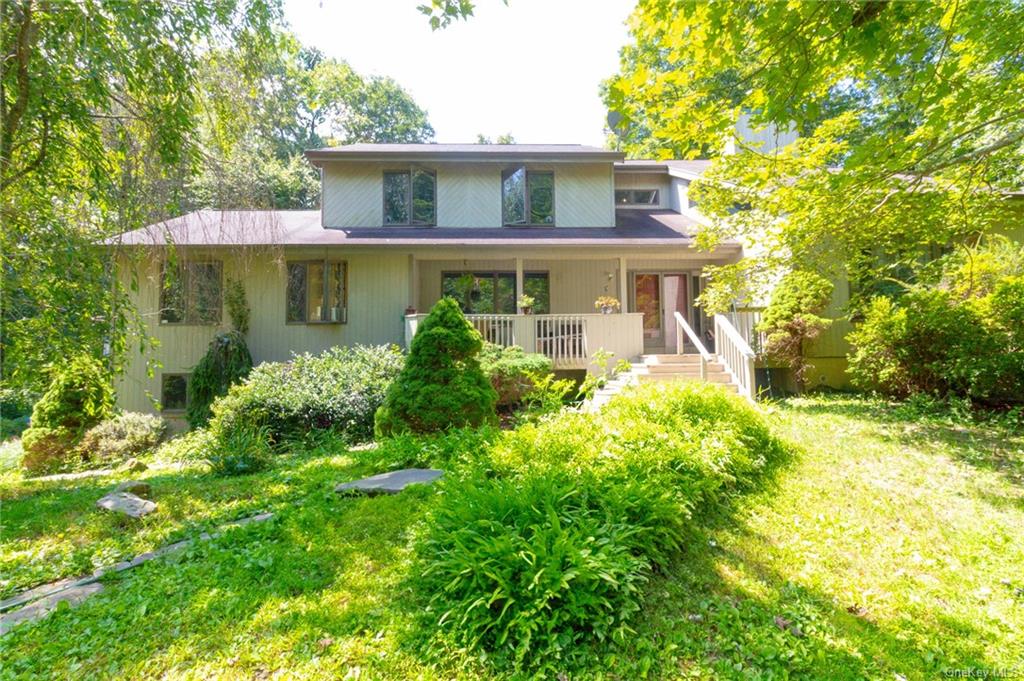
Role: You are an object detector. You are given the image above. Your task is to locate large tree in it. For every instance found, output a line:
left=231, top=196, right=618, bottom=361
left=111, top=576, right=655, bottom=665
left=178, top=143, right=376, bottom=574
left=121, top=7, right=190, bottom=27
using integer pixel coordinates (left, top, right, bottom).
left=604, top=0, right=1024, bottom=311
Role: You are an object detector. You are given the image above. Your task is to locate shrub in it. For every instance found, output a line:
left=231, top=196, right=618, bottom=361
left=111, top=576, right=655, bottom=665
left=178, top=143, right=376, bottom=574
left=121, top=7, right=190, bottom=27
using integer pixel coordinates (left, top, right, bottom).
left=415, top=381, right=784, bottom=672
left=21, top=356, right=114, bottom=474
left=478, top=342, right=553, bottom=406
left=206, top=424, right=273, bottom=476
left=757, top=270, right=834, bottom=393
left=154, top=428, right=216, bottom=463
left=210, top=345, right=404, bottom=445
left=375, top=298, right=497, bottom=436
left=76, top=412, right=167, bottom=465
left=187, top=331, right=253, bottom=428
left=847, top=288, right=1023, bottom=404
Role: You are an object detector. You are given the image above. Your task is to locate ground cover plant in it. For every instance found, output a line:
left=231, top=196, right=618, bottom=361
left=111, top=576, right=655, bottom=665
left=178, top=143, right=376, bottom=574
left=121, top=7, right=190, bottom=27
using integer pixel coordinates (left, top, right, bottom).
left=1, top=392, right=1021, bottom=679
left=76, top=412, right=167, bottom=467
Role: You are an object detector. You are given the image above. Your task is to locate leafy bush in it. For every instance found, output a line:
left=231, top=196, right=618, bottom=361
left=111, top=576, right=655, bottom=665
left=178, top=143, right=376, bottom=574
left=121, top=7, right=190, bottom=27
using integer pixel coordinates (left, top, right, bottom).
left=76, top=412, right=167, bottom=465
left=375, top=298, right=497, bottom=436
left=848, top=285, right=1023, bottom=405
left=210, top=345, right=404, bottom=445
left=154, top=428, right=217, bottom=463
left=20, top=356, right=114, bottom=475
left=187, top=331, right=253, bottom=428
left=757, top=270, right=833, bottom=392
left=1, top=416, right=30, bottom=440
left=415, top=381, right=784, bottom=672
left=206, top=424, right=273, bottom=476
left=478, top=342, right=553, bottom=406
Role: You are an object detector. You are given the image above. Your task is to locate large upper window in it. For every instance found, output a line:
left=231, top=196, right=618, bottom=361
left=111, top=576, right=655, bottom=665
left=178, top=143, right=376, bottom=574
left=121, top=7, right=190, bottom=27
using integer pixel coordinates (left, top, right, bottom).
left=383, top=168, right=435, bottom=225
left=615, top=189, right=659, bottom=206
left=502, top=167, right=554, bottom=226
left=441, top=271, right=550, bottom=314
left=286, top=261, right=347, bottom=323
left=160, top=261, right=222, bottom=324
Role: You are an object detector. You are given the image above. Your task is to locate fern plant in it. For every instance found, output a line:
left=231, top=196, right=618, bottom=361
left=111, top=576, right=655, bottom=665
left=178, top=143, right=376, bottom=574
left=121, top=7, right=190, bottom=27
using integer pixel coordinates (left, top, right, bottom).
left=187, top=331, right=253, bottom=428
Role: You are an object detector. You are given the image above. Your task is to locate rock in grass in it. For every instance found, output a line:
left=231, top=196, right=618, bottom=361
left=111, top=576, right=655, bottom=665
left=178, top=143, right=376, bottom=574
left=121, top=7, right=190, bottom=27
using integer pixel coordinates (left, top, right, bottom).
left=335, top=468, right=444, bottom=496
left=96, top=492, right=156, bottom=518
left=115, top=480, right=151, bottom=498
left=120, top=458, right=148, bottom=473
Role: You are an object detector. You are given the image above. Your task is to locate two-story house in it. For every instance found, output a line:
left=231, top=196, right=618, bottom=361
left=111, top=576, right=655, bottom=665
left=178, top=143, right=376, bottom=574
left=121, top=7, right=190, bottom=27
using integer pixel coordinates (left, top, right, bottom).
left=113, top=143, right=817, bottom=419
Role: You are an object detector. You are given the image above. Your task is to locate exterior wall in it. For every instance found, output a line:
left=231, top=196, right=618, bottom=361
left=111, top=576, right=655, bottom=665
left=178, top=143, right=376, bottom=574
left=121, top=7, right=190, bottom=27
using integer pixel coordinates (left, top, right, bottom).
left=116, top=247, right=409, bottom=419
left=321, top=161, right=615, bottom=228
left=613, top=173, right=671, bottom=209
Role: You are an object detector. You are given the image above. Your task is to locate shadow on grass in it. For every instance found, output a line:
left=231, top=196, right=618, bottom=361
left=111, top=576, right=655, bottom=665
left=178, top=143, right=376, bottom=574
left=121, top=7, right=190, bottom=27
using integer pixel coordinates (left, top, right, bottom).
left=780, top=395, right=1024, bottom=490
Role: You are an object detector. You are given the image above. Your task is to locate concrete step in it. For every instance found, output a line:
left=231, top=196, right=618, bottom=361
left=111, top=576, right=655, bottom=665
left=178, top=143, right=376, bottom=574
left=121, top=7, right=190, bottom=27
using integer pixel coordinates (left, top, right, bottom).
left=641, top=354, right=701, bottom=365
left=644, top=362, right=726, bottom=375
left=638, top=370, right=735, bottom=384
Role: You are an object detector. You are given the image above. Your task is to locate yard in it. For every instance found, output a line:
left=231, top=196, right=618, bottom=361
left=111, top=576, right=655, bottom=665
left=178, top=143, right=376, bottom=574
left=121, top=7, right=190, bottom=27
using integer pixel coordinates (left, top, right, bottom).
left=1, top=394, right=1020, bottom=679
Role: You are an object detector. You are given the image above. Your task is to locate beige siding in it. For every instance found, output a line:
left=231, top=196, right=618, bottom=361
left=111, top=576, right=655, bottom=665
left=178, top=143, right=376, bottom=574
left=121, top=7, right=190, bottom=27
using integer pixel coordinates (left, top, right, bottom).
left=436, top=164, right=502, bottom=227
left=322, top=161, right=615, bottom=228
left=116, top=248, right=409, bottom=417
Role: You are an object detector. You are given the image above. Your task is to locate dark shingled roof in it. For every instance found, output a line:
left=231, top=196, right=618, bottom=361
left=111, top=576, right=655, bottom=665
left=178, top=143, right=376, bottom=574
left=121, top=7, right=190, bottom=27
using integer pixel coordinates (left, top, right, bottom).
left=305, top=143, right=624, bottom=164
left=110, top=209, right=721, bottom=248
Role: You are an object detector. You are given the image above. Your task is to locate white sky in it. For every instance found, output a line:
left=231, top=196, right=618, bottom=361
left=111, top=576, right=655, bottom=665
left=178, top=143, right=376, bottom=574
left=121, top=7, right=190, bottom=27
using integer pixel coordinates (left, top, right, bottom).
left=283, top=0, right=636, bottom=146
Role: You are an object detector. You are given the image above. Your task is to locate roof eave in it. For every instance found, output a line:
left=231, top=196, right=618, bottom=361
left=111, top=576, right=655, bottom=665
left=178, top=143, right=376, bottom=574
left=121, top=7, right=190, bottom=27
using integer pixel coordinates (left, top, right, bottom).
left=304, top=150, right=625, bottom=166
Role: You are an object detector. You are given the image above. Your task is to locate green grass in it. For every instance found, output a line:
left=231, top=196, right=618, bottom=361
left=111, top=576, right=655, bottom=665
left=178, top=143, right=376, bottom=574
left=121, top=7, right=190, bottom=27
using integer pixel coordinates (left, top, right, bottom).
left=1, top=395, right=1021, bottom=679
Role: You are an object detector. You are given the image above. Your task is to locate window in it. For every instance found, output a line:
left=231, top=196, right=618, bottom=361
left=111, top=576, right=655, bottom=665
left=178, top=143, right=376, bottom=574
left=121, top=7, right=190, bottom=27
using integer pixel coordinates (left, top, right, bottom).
left=160, top=261, right=222, bottom=324
left=383, top=168, right=435, bottom=225
left=615, top=189, right=659, bottom=206
left=161, top=374, right=188, bottom=412
left=287, top=261, right=347, bottom=323
left=502, top=167, right=554, bottom=225
left=441, top=271, right=550, bottom=314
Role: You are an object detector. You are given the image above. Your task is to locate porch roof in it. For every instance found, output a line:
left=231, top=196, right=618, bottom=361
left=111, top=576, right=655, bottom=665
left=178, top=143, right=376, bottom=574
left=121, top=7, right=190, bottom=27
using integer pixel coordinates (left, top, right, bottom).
left=110, top=209, right=723, bottom=248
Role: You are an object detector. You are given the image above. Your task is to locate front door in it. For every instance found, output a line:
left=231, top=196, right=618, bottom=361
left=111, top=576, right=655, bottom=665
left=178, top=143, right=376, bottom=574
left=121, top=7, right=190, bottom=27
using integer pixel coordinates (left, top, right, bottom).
left=632, top=273, right=688, bottom=352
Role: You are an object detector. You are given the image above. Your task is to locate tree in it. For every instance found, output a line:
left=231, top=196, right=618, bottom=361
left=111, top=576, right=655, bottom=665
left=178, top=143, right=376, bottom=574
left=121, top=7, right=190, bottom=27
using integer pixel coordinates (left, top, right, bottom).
left=757, top=271, right=834, bottom=393
left=375, top=298, right=497, bottom=435
left=476, top=133, right=516, bottom=144
left=604, top=1, right=1024, bottom=311
left=1, top=0, right=280, bottom=394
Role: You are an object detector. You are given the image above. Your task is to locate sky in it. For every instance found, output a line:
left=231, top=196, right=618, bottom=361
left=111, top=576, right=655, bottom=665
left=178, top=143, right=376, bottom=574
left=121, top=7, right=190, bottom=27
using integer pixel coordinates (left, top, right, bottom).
left=283, top=0, right=636, bottom=146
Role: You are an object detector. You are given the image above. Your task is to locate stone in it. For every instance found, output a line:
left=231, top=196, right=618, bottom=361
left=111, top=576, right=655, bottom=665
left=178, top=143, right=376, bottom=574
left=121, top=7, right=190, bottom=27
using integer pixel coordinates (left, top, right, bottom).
left=120, top=458, right=148, bottom=472
left=115, top=480, right=151, bottom=498
left=0, top=583, right=104, bottom=636
left=96, top=492, right=157, bottom=518
left=335, top=468, right=444, bottom=496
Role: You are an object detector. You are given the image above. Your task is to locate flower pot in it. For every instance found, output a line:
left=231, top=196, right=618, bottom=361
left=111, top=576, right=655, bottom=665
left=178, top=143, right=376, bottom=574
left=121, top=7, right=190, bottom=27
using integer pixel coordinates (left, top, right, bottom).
left=522, top=307, right=533, bottom=315
left=600, top=305, right=615, bottom=315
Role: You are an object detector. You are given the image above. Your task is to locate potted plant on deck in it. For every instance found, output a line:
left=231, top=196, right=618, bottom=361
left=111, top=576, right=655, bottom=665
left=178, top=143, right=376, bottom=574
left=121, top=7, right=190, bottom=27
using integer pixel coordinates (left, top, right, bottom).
left=517, top=294, right=536, bottom=314
left=594, top=296, right=621, bottom=314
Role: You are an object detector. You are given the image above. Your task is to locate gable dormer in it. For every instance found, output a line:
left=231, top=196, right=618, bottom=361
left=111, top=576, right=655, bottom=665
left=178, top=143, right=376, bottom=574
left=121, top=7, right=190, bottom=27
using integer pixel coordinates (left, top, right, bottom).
left=304, top=144, right=623, bottom=229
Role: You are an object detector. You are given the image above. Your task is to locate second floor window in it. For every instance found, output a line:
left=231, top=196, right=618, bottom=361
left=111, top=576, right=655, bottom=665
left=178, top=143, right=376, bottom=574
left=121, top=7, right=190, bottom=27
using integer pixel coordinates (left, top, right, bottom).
left=160, top=261, right=222, bottom=324
left=502, top=167, right=554, bottom=226
left=287, top=261, right=347, bottom=323
left=383, top=168, right=435, bottom=225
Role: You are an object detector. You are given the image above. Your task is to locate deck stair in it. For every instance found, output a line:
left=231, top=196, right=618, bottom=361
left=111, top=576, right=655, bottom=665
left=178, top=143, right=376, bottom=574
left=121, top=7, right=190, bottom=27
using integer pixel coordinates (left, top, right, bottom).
left=586, top=352, right=739, bottom=410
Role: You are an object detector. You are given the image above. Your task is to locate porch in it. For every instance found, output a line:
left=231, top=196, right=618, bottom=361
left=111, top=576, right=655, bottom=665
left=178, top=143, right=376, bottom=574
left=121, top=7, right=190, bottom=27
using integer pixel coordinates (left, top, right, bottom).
left=402, top=252, right=746, bottom=372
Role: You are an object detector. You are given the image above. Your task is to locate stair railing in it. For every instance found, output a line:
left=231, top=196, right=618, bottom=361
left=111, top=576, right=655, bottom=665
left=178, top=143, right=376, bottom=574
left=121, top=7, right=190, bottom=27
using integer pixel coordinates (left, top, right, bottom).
left=674, top=311, right=711, bottom=380
left=713, top=313, right=757, bottom=401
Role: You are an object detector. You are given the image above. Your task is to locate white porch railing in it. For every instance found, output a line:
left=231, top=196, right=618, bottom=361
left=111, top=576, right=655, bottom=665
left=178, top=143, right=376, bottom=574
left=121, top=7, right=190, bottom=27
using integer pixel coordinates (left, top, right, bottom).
left=404, top=312, right=645, bottom=371
left=714, top=314, right=757, bottom=400
left=726, top=307, right=766, bottom=354
left=674, top=311, right=712, bottom=380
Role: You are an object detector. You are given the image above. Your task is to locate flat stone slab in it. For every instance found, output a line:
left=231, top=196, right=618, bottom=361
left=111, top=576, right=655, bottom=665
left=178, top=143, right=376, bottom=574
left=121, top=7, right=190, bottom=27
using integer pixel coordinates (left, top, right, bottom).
left=335, top=468, right=444, bottom=496
left=0, top=583, right=104, bottom=636
left=96, top=492, right=157, bottom=518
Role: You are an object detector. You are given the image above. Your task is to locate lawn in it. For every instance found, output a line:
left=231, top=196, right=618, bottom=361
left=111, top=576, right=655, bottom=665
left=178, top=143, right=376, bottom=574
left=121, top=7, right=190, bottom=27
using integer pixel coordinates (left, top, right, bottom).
left=1, top=395, right=1021, bottom=679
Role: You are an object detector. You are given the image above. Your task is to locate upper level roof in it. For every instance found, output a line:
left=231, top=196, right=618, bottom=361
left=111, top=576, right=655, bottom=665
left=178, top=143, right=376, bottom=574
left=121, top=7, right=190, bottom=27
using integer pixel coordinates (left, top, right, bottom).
left=615, top=159, right=713, bottom=180
left=305, top=143, right=624, bottom=165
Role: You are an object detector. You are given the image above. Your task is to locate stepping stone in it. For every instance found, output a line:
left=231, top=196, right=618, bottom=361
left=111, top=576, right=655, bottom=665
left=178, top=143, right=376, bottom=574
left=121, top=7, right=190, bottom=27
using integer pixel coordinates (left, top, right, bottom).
left=96, top=492, right=156, bottom=518
left=0, top=582, right=104, bottom=636
left=335, top=468, right=444, bottom=496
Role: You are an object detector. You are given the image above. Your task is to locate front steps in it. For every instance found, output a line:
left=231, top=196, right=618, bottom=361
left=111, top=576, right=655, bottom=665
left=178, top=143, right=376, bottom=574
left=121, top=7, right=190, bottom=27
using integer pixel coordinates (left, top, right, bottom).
left=585, top=353, right=739, bottom=410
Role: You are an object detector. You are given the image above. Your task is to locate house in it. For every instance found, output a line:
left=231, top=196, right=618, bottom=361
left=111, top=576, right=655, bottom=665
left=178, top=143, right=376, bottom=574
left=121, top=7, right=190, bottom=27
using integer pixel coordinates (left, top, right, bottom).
left=111, top=143, right=850, bottom=421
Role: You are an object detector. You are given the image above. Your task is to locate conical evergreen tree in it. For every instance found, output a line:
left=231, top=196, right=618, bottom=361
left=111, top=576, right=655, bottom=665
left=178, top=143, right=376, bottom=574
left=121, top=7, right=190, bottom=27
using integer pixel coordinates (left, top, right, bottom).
left=375, top=298, right=497, bottom=435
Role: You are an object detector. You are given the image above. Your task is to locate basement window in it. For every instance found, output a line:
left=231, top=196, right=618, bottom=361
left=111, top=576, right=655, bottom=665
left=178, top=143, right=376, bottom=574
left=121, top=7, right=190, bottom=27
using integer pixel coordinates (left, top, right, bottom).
left=286, top=261, right=347, bottom=323
left=161, top=374, right=189, bottom=412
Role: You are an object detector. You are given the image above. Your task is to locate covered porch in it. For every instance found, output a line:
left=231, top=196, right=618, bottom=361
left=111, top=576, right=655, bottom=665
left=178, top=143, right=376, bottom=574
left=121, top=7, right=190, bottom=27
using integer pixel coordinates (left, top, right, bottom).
left=402, top=249, right=741, bottom=371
